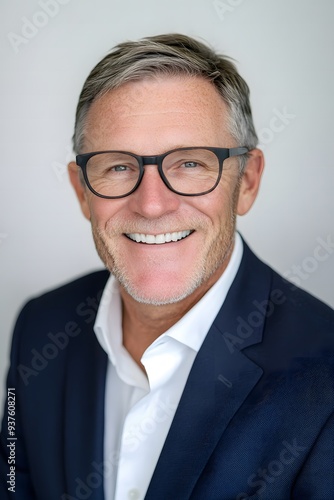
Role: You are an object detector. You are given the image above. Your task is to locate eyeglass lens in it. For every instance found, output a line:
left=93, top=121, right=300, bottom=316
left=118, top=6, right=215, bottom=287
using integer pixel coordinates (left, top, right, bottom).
left=85, top=149, right=221, bottom=197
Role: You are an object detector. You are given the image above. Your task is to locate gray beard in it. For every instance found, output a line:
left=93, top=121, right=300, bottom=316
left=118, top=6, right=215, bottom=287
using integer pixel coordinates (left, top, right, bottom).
left=90, top=182, right=239, bottom=306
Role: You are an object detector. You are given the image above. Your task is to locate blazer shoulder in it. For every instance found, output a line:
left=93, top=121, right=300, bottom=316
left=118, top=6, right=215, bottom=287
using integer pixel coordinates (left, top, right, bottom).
left=271, top=268, right=334, bottom=329
left=12, top=269, right=110, bottom=352
left=239, top=239, right=334, bottom=352
left=242, top=238, right=334, bottom=325
left=20, top=269, right=110, bottom=313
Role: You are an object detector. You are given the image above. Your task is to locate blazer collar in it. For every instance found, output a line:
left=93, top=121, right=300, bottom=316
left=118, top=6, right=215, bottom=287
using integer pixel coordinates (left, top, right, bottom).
left=146, top=241, right=272, bottom=499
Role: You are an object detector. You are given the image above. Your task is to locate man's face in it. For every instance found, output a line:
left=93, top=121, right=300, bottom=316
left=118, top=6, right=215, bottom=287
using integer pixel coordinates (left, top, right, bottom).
left=70, top=76, right=262, bottom=306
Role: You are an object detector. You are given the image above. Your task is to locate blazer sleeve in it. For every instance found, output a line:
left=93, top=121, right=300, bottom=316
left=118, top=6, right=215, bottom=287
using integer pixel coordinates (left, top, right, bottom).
left=0, top=303, right=37, bottom=499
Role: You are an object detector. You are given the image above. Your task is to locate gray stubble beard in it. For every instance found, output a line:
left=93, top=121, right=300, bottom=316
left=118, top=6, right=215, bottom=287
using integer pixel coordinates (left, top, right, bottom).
left=91, top=182, right=240, bottom=306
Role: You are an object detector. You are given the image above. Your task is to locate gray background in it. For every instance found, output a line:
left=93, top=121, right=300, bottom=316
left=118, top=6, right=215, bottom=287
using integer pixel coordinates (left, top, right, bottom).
left=1, top=0, right=333, bottom=410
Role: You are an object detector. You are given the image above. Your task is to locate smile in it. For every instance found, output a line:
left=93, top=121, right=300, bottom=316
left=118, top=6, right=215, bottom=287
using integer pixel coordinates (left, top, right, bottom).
left=125, top=230, right=193, bottom=245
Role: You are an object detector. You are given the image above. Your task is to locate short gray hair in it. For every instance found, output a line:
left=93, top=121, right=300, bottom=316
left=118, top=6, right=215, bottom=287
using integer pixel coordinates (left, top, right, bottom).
left=72, top=33, right=258, bottom=172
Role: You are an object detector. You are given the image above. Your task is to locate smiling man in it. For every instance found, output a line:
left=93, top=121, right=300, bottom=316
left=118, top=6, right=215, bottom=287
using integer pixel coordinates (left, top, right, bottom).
left=1, top=34, right=334, bottom=500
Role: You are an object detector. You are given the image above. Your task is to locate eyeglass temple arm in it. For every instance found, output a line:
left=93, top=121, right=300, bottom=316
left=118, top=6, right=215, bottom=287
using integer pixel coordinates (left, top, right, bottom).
left=229, top=147, right=249, bottom=157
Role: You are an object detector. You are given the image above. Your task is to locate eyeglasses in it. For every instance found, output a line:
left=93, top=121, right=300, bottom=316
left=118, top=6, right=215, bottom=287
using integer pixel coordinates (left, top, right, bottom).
left=76, top=146, right=248, bottom=199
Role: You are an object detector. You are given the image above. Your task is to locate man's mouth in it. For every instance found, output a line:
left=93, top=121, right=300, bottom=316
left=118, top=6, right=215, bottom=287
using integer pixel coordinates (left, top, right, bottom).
left=125, top=230, right=193, bottom=245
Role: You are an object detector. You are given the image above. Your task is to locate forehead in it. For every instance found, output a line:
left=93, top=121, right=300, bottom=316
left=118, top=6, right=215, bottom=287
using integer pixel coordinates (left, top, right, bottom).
left=83, top=75, right=232, bottom=153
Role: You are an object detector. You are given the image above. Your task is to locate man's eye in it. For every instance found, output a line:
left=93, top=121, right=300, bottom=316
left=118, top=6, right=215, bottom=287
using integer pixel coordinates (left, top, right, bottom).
left=183, top=161, right=199, bottom=168
left=111, top=165, right=128, bottom=172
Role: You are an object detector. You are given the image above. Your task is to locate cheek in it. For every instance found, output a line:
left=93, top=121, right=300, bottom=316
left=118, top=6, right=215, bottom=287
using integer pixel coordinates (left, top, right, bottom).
left=88, top=200, right=104, bottom=224
left=191, top=181, right=238, bottom=228
left=87, top=197, right=123, bottom=227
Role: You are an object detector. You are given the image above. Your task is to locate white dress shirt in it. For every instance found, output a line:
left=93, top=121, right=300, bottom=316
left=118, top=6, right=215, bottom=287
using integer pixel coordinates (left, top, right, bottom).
left=94, top=232, right=243, bottom=500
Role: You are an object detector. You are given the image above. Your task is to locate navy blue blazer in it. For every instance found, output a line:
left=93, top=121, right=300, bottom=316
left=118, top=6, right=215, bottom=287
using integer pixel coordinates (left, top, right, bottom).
left=1, top=241, right=333, bottom=499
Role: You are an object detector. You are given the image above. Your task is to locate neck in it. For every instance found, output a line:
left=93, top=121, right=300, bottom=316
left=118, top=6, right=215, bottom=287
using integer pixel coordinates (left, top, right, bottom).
left=120, top=253, right=232, bottom=366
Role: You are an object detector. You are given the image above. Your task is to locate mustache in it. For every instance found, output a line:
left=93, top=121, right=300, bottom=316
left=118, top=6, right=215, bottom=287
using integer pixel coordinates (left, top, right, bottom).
left=103, top=214, right=208, bottom=235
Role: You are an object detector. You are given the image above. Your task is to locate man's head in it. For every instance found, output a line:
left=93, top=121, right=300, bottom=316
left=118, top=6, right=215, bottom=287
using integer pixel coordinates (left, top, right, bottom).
left=72, top=34, right=258, bottom=166
left=69, top=34, right=264, bottom=306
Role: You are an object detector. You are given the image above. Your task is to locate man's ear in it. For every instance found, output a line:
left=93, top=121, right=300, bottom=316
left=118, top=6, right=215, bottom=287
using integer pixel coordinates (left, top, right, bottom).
left=237, top=148, right=265, bottom=216
left=68, top=161, right=91, bottom=220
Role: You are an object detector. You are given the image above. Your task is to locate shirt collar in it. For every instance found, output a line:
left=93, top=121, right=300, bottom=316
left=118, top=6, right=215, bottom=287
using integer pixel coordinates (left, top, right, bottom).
left=164, top=232, right=243, bottom=351
left=94, top=232, right=243, bottom=367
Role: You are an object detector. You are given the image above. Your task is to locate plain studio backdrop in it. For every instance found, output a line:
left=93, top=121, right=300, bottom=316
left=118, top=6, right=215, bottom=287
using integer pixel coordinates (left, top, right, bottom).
left=0, top=0, right=333, bottom=410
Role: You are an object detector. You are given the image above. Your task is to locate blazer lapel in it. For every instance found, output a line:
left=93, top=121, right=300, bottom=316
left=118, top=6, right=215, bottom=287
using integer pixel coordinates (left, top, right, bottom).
left=63, top=323, right=108, bottom=500
left=146, top=242, right=272, bottom=499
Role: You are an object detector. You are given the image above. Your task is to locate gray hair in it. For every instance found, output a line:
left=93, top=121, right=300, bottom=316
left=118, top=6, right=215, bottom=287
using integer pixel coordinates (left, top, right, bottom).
left=72, top=33, right=258, bottom=172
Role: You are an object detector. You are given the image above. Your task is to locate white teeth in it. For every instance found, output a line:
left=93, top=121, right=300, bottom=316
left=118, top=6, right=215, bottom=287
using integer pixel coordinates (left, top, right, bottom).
left=126, top=230, right=192, bottom=245
left=155, top=234, right=165, bottom=244
left=146, top=234, right=155, bottom=244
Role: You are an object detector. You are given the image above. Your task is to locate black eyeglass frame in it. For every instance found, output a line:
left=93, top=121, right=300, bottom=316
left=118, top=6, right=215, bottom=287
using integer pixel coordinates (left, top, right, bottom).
left=76, top=146, right=249, bottom=199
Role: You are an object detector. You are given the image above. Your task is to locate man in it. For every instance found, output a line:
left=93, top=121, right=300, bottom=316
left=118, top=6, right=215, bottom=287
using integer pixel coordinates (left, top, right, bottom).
left=1, top=34, right=333, bottom=499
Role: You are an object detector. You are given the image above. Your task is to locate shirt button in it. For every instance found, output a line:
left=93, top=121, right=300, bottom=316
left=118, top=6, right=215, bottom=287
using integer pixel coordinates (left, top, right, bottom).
left=128, top=489, right=141, bottom=500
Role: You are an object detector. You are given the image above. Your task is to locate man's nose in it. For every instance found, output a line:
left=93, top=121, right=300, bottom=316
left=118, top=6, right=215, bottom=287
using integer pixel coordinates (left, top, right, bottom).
left=127, top=164, right=181, bottom=218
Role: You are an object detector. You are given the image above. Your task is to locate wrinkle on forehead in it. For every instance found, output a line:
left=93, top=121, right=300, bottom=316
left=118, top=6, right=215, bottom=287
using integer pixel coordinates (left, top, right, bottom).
left=83, top=75, right=232, bottom=153
left=88, top=74, right=226, bottom=118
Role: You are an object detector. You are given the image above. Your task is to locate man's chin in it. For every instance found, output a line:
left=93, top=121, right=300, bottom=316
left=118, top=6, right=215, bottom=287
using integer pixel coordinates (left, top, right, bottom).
left=117, top=274, right=203, bottom=307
